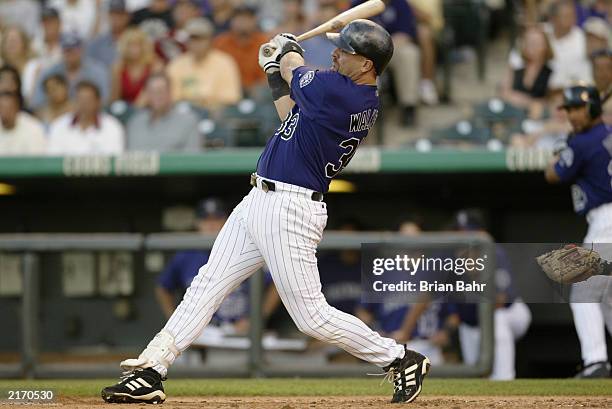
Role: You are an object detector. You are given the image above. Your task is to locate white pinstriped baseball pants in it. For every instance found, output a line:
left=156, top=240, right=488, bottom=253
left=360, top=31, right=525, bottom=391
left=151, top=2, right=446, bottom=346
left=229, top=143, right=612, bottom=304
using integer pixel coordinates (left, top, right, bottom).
left=163, top=178, right=404, bottom=368
left=570, top=203, right=612, bottom=366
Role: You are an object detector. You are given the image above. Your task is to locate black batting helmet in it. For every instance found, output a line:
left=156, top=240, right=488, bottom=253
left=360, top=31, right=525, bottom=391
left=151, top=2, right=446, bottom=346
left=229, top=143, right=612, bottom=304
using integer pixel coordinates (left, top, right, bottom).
left=326, top=19, right=393, bottom=75
left=559, top=85, right=602, bottom=119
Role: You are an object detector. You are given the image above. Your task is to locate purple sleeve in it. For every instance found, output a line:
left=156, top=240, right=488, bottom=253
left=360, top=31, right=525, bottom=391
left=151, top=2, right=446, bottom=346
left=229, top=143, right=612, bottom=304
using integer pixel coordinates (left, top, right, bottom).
left=554, top=144, right=584, bottom=182
left=290, top=66, right=332, bottom=119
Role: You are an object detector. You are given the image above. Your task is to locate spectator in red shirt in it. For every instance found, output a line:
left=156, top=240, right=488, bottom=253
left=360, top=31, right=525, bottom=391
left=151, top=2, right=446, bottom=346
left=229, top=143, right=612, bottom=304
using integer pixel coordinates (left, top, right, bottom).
left=213, top=5, right=268, bottom=94
left=111, top=27, right=163, bottom=105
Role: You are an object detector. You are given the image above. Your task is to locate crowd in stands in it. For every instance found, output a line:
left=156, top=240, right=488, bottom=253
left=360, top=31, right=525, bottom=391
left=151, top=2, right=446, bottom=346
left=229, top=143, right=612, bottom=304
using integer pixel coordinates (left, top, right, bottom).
left=0, top=0, right=609, bottom=155
left=500, top=0, right=611, bottom=148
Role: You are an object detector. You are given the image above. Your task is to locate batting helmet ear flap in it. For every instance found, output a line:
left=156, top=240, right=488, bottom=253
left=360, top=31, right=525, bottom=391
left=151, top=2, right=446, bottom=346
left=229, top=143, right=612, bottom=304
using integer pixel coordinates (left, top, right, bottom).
left=588, top=99, right=603, bottom=119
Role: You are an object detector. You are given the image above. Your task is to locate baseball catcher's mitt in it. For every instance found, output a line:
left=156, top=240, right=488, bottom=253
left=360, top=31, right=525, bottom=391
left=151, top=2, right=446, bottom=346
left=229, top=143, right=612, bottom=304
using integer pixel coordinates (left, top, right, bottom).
left=536, top=244, right=610, bottom=284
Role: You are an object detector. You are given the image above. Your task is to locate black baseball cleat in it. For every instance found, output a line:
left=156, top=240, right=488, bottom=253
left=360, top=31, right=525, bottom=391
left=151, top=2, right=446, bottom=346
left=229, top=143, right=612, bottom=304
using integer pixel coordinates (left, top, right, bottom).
left=101, top=368, right=166, bottom=404
left=574, top=361, right=611, bottom=378
left=384, top=347, right=431, bottom=404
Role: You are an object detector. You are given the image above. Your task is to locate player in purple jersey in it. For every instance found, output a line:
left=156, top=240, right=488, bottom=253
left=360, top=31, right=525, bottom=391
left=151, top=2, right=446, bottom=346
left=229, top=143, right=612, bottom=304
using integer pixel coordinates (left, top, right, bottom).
left=545, top=84, right=612, bottom=378
left=102, top=20, right=431, bottom=404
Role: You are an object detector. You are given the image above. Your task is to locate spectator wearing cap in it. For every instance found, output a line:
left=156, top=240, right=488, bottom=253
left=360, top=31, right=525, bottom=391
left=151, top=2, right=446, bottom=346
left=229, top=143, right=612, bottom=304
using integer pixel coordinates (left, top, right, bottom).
left=166, top=17, right=241, bottom=110
left=156, top=198, right=280, bottom=336
left=86, top=0, right=132, bottom=69
left=130, top=0, right=174, bottom=39
left=544, top=0, right=592, bottom=89
left=23, top=8, right=64, bottom=107
left=213, top=5, right=268, bottom=94
left=111, top=28, right=163, bottom=105
left=155, top=0, right=204, bottom=62
left=0, top=91, right=46, bottom=156
left=590, top=48, right=612, bottom=123
left=31, top=8, right=63, bottom=61
left=47, top=80, right=124, bottom=155
left=583, top=17, right=611, bottom=57
left=35, top=74, right=72, bottom=130
left=0, top=0, right=41, bottom=39
left=48, top=0, right=104, bottom=40
left=126, top=73, right=201, bottom=152
left=31, top=32, right=110, bottom=110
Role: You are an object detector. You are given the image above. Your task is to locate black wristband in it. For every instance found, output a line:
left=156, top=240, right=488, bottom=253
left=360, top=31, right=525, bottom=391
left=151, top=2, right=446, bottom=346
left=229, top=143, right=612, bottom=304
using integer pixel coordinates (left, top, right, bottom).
left=267, top=71, right=290, bottom=101
left=280, top=40, right=304, bottom=59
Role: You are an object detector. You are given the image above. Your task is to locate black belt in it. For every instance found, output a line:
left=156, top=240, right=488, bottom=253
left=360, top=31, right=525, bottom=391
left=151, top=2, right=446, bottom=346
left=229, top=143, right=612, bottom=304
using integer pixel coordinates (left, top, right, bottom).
left=250, top=174, right=324, bottom=202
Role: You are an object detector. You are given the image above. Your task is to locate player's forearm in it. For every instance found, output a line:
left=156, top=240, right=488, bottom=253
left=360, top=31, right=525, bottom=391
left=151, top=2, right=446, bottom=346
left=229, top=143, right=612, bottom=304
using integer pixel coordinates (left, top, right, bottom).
left=355, top=307, right=374, bottom=326
left=280, top=52, right=304, bottom=85
left=273, top=95, right=294, bottom=120
left=544, top=161, right=561, bottom=183
left=398, top=302, right=429, bottom=340
left=155, top=287, right=176, bottom=319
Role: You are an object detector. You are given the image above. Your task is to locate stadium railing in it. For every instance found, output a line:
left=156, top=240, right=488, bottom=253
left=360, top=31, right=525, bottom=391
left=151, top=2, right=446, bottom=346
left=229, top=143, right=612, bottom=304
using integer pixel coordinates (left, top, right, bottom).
left=0, top=232, right=494, bottom=379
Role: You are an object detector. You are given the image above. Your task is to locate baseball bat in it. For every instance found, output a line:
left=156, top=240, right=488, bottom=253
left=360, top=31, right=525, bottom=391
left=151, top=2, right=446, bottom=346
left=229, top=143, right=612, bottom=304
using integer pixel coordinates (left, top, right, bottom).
left=262, top=0, right=388, bottom=57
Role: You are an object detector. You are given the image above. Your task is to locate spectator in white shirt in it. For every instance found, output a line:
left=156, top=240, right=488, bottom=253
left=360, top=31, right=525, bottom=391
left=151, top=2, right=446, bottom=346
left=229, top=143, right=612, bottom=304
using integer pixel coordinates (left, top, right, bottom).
left=0, top=91, right=46, bottom=156
left=0, top=0, right=41, bottom=39
left=48, top=80, right=124, bottom=155
left=544, top=0, right=592, bottom=89
left=48, top=0, right=103, bottom=40
left=23, top=7, right=64, bottom=107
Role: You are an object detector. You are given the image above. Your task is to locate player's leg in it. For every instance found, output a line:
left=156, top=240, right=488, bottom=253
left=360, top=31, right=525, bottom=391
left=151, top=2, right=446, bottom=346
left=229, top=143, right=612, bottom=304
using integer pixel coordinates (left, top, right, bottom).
left=249, top=189, right=429, bottom=403
left=458, top=322, right=480, bottom=366
left=602, top=279, right=612, bottom=336
left=491, top=301, right=532, bottom=381
left=490, top=308, right=514, bottom=380
left=569, top=226, right=612, bottom=377
left=570, top=302, right=609, bottom=377
left=570, top=276, right=610, bottom=377
left=102, top=196, right=265, bottom=403
left=388, top=40, right=420, bottom=126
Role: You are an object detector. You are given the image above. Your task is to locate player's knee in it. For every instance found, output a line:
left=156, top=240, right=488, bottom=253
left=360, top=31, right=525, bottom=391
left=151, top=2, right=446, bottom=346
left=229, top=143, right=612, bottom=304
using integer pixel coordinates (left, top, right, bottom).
left=295, top=319, right=322, bottom=338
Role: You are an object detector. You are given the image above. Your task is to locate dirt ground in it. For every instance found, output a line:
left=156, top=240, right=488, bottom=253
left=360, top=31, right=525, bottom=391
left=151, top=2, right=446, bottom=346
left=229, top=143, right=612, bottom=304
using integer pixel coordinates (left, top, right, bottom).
left=1, top=396, right=610, bottom=409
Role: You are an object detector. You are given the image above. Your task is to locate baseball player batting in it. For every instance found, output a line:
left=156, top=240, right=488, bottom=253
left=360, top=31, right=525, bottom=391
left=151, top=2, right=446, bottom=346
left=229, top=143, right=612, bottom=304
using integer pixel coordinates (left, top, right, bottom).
left=101, top=19, right=430, bottom=404
left=544, top=85, right=612, bottom=378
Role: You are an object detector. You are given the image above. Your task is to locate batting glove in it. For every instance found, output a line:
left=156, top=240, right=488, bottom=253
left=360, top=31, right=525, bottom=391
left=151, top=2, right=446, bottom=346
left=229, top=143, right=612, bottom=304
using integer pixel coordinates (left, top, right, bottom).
left=258, top=42, right=281, bottom=73
left=271, top=33, right=304, bottom=58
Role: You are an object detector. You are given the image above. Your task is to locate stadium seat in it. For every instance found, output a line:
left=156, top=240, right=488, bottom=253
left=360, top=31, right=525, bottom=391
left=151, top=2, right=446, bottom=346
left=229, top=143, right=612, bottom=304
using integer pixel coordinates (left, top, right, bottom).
left=218, top=99, right=281, bottom=147
left=428, top=119, right=491, bottom=147
left=106, top=100, right=135, bottom=125
left=439, top=0, right=491, bottom=101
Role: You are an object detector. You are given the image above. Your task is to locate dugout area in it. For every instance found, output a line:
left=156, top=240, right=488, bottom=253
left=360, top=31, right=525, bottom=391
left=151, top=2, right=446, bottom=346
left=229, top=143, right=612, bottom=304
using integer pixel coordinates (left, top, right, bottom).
left=0, top=152, right=611, bottom=380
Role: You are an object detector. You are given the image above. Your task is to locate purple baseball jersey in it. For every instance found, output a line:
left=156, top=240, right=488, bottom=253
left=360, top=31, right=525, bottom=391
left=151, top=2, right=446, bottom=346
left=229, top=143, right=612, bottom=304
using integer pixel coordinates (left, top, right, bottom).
left=555, top=123, right=612, bottom=215
left=256, top=66, right=379, bottom=193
